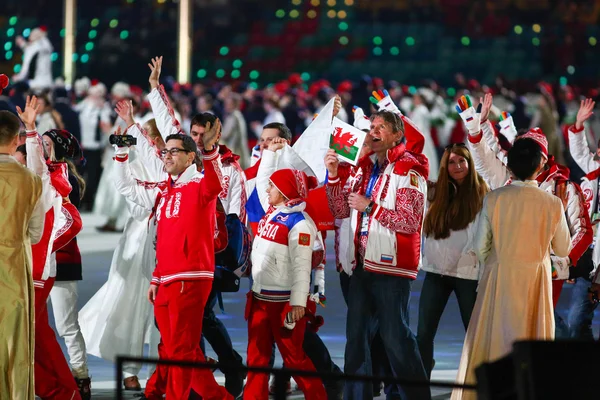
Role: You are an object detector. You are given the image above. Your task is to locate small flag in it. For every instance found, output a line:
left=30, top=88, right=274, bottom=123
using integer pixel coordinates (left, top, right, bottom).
left=380, top=254, right=394, bottom=264
left=330, top=117, right=367, bottom=166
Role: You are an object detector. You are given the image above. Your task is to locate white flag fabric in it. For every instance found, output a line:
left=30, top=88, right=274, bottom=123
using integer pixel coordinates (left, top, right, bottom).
left=331, top=117, right=367, bottom=166
left=292, top=97, right=335, bottom=184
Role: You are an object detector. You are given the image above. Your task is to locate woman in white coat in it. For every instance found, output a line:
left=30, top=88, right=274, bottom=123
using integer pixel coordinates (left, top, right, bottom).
left=417, top=143, right=489, bottom=379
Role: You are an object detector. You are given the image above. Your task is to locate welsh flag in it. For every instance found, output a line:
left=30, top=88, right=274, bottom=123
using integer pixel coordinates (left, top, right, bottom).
left=330, top=118, right=367, bottom=166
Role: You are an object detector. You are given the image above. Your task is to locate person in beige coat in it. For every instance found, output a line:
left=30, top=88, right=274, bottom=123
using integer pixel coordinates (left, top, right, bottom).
left=452, top=134, right=572, bottom=400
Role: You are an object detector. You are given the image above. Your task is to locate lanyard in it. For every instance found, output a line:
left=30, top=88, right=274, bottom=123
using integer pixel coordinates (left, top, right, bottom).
left=365, top=162, right=381, bottom=199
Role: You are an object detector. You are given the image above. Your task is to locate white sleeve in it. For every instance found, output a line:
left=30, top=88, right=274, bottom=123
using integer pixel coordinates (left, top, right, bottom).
left=288, top=219, right=315, bottom=307
left=126, top=123, right=166, bottom=180
left=113, top=147, right=160, bottom=212
left=481, top=119, right=501, bottom=154
left=25, top=132, right=55, bottom=213
left=256, top=149, right=279, bottom=212
left=224, top=167, right=243, bottom=217
left=467, top=133, right=511, bottom=190
left=568, top=125, right=599, bottom=174
left=147, top=86, right=186, bottom=141
left=475, top=197, right=493, bottom=266
left=28, top=194, right=46, bottom=245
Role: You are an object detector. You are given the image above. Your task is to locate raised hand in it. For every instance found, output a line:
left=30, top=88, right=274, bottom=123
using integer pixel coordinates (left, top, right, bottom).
left=148, top=56, right=163, bottom=90
left=479, top=93, right=493, bottom=122
left=333, top=94, right=342, bottom=118
left=115, top=100, right=135, bottom=126
left=268, top=136, right=287, bottom=152
left=324, top=148, right=340, bottom=178
left=575, top=98, right=595, bottom=130
left=16, top=95, right=41, bottom=131
left=203, top=118, right=222, bottom=151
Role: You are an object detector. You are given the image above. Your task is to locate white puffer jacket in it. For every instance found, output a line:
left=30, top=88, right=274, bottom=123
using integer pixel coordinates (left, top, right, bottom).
left=251, top=201, right=317, bottom=307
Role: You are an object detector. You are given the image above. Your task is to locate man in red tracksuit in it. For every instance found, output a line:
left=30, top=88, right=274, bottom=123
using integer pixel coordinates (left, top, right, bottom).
left=114, top=118, right=232, bottom=400
left=18, top=96, right=84, bottom=400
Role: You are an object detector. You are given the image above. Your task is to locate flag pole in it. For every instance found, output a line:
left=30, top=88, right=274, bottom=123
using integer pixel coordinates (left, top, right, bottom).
left=177, top=0, right=192, bottom=84
left=63, top=0, right=76, bottom=86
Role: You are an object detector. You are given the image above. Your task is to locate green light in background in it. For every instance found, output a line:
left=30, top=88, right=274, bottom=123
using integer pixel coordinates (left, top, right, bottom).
left=7, top=28, right=15, bottom=37
left=197, top=69, right=207, bottom=78
left=373, top=47, right=382, bottom=56
left=85, top=42, right=94, bottom=51
left=567, top=65, right=575, bottom=75
left=81, top=54, right=90, bottom=63
left=373, top=36, right=382, bottom=45
left=559, top=76, right=567, bottom=86
left=120, top=30, right=129, bottom=40
left=447, top=87, right=456, bottom=97
left=406, top=36, right=415, bottom=46
left=249, top=70, right=260, bottom=79
left=338, top=22, right=348, bottom=31
left=72, top=53, right=79, bottom=62
left=275, top=9, right=285, bottom=18
left=231, top=70, right=241, bottom=79
left=51, top=52, right=58, bottom=62
left=91, top=18, right=100, bottom=27
left=290, top=10, right=299, bottom=18
left=60, top=29, right=66, bottom=37
left=232, top=59, right=242, bottom=68
left=249, top=82, right=258, bottom=90
left=88, top=30, right=97, bottom=39
left=590, top=37, right=597, bottom=46
left=4, top=42, right=12, bottom=51
left=219, top=46, right=229, bottom=56
left=5, top=51, right=13, bottom=60
left=23, top=28, right=31, bottom=38
left=216, top=69, right=225, bottom=78
left=13, top=64, right=21, bottom=73
left=532, top=37, right=540, bottom=46
left=109, top=19, right=118, bottom=28
left=9, top=17, right=17, bottom=26
left=514, top=25, right=523, bottom=34
left=339, top=36, right=349, bottom=45
left=390, top=46, right=399, bottom=55
left=461, top=36, right=470, bottom=46
left=409, top=86, right=417, bottom=94
left=301, top=72, right=310, bottom=81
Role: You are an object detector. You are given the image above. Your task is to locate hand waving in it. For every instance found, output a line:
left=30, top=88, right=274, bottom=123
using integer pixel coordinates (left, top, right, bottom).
left=479, top=93, right=493, bottom=122
left=148, top=56, right=163, bottom=90
left=16, top=95, right=41, bottom=131
left=203, top=118, right=222, bottom=151
left=115, top=100, right=135, bottom=126
left=575, top=98, right=595, bottom=130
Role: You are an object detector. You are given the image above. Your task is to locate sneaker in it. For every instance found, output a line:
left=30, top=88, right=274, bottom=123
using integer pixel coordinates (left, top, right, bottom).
left=75, top=377, right=92, bottom=400
left=268, top=376, right=292, bottom=395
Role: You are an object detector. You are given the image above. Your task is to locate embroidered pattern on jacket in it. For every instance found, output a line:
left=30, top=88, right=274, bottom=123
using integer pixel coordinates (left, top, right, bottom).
left=376, top=188, right=425, bottom=234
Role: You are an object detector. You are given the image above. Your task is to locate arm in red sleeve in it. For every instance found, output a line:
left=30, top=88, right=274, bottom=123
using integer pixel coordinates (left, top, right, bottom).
left=52, top=201, right=83, bottom=252
left=372, top=187, right=425, bottom=234
left=326, top=176, right=351, bottom=219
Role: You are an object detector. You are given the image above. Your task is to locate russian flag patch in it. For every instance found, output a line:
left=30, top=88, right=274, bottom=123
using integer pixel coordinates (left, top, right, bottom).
left=466, top=116, right=474, bottom=122
left=380, top=254, right=394, bottom=264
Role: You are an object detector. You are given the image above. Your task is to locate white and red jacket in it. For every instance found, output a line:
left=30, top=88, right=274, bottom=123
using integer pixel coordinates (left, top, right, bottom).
left=251, top=200, right=317, bottom=307
left=568, top=124, right=600, bottom=284
left=468, top=124, right=593, bottom=279
left=26, top=132, right=82, bottom=289
left=327, top=144, right=429, bottom=279
left=114, top=146, right=223, bottom=285
left=147, top=85, right=247, bottom=221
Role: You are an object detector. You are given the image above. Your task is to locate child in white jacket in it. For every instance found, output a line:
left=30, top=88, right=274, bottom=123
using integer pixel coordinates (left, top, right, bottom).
left=244, top=168, right=326, bottom=400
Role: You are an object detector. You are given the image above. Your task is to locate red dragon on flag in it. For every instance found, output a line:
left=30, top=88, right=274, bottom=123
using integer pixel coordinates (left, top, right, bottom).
left=330, top=127, right=358, bottom=156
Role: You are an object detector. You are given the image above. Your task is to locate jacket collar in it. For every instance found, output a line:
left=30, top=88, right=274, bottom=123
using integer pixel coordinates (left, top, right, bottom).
left=218, top=144, right=240, bottom=165
left=536, top=156, right=570, bottom=184
left=168, top=163, right=198, bottom=186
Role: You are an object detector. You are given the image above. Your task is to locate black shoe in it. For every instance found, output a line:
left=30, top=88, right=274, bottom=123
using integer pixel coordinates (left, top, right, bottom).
left=225, top=369, right=246, bottom=398
left=373, top=381, right=383, bottom=397
left=75, top=377, right=92, bottom=400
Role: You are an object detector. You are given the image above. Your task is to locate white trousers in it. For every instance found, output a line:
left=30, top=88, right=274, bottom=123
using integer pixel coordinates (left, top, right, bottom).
left=50, top=281, right=89, bottom=379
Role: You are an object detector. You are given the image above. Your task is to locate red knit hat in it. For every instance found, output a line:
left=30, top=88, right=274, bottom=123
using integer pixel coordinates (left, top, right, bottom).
left=270, top=169, right=317, bottom=201
left=517, top=127, right=548, bottom=159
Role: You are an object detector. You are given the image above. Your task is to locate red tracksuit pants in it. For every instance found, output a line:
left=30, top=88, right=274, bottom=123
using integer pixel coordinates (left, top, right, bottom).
left=149, top=280, right=231, bottom=400
left=243, top=297, right=326, bottom=400
left=34, top=278, right=82, bottom=400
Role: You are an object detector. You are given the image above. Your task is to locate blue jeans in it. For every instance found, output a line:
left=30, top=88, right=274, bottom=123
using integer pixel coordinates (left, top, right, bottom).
left=416, top=272, right=478, bottom=378
left=344, top=265, right=430, bottom=400
left=555, top=278, right=598, bottom=340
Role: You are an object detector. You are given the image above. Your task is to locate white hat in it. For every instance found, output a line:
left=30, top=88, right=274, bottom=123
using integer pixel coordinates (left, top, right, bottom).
left=88, top=82, right=107, bottom=98
left=111, top=82, right=131, bottom=98
left=74, top=77, right=91, bottom=96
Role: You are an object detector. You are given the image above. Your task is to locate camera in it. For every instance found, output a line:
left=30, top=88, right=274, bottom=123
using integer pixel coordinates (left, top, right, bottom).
left=109, top=134, right=137, bottom=148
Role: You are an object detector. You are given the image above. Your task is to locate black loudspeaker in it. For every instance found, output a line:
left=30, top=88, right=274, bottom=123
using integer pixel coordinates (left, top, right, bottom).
left=475, top=353, right=517, bottom=400
left=512, top=340, right=600, bottom=400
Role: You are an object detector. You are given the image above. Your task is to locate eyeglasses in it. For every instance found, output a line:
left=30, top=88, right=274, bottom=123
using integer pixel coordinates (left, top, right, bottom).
left=445, top=142, right=467, bottom=151
left=160, top=148, right=189, bottom=157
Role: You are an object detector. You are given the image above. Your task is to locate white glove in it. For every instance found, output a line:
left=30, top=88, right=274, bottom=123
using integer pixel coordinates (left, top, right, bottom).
left=458, top=106, right=481, bottom=136
left=375, top=90, right=402, bottom=116
left=314, top=265, right=325, bottom=295
left=551, top=255, right=570, bottom=280
left=352, top=106, right=371, bottom=131
left=114, top=145, right=130, bottom=156
left=498, top=115, right=517, bottom=144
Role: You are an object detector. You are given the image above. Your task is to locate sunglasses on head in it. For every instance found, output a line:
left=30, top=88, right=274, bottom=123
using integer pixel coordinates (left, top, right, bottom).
left=445, top=142, right=467, bottom=151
